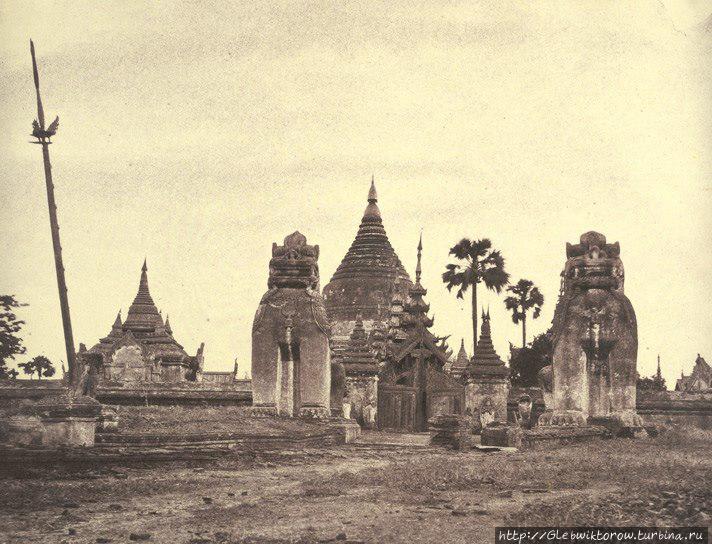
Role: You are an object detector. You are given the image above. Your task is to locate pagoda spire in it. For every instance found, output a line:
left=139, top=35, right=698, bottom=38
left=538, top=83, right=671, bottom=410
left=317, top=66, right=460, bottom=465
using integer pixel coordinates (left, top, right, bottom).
left=122, top=259, right=161, bottom=332
left=466, top=310, right=508, bottom=378
left=138, top=259, right=151, bottom=299
left=656, top=354, right=662, bottom=379
left=165, top=315, right=172, bottom=335
left=363, top=176, right=381, bottom=220
left=415, top=232, right=423, bottom=284
left=368, top=175, right=377, bottom=202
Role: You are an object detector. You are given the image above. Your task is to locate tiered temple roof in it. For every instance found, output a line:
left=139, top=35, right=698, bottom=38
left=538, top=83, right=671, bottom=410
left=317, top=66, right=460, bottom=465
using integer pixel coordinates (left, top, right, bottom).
left=675, top=354, right=711, bottom=392
left=329, top=178, right=410, bottom=284
left=323, top=178, right=412, bottom=325
left=449, top=339, right=469, bottom=378
left=466, top=310, right=509, bottom=379
left=89, top=261, right=189, bottom=363
left=340, top=315, right=378, bottom=375
left=387, top=237, right=450, bottom=369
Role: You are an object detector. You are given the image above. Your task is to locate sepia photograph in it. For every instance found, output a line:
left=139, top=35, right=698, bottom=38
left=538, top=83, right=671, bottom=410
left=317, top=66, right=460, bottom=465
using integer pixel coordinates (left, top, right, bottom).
left=0, top=2, right=710, bottom=543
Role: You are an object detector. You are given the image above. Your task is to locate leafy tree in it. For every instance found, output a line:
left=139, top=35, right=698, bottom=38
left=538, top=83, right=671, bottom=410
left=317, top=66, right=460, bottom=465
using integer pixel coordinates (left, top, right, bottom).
left=0, top=361, right=19, bottom=379
left=442, top=238, right=509, bottom=353
left=637, top=373, right=667, bottom=392
left=19, top=355, right=56, bottom=380
left=509, top=330, right=553, bottom=387
left=0, top=295, right=27, bottom=370
left=504, top=279, right=545, bottom=347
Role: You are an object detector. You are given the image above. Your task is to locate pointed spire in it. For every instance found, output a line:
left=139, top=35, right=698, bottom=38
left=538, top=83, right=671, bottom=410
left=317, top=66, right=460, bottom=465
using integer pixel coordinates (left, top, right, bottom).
left=415, top=232, right=423, bottom=284
left=468, top=309, right=504, bottom=373
left=112, top=311, right=122, bottom=329
left=657, top=354, right=662, bottom=379
left=122, top=259, right=161, bottom=332
left=363, top=176, right=381, bottom=220
left=449, top=338, right=470, bottom=378
left=165, top=315, right=172, bottom=335
left=368, top=175, right=377, bottom=203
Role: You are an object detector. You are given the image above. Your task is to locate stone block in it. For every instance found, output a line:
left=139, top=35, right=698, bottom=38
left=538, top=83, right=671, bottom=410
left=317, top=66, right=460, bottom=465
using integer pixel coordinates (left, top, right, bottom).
left=589, top=411, right=648, bottom=438
left=97, top=406, right=119, bottom=433
left=33, top=394, right=101, bottom=447
left=3, top=415, right=45, bottom=446
left=429, top=414, right=470, bottom=450
left=331, top=418, right=362, bottom=443
left=481, top=422, right=523, bottom=448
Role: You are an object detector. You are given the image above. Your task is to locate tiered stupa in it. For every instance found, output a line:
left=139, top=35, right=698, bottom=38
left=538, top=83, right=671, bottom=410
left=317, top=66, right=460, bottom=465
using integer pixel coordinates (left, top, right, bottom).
left=340, top=316, right=378, bottom=375
left=84, top=260, right=204, bottom=383
left=467, top=310, right=509, bottom=379
left=464, top=310, right=510, bottom=430
left=323, top=178, right=412, bottom=360
left=449, top=339, right=469, bottom=379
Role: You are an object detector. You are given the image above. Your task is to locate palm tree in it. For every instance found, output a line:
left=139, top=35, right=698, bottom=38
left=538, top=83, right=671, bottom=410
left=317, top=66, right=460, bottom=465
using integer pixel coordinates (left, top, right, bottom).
left=442, top=238, right=509, bottom=353
left=504, top=279, right=544, bottom=347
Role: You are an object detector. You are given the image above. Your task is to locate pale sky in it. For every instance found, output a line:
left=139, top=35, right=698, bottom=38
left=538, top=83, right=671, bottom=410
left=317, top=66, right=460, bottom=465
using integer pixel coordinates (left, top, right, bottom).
left=1, top=1, right=710, bottom=387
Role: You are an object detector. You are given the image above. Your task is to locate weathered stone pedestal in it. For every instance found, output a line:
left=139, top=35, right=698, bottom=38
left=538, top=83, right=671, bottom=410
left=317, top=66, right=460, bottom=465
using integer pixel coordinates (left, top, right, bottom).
left=481, top=422, right=523, bottom=448
left=589, top=411, right=647, bottom=438
left=298, top=405, right=331, bottom=419
left=429, top=414, right=470, bottom=449
left=330, top=417, right=362, bottom=443
left=4, top=394, right=102, bottom=447
left=537, top=409, right=587, bottom=427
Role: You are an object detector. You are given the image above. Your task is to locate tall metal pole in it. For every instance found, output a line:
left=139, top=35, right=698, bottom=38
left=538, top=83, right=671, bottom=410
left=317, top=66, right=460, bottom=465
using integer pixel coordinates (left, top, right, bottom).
left=30, top=40, right=77, bottom=385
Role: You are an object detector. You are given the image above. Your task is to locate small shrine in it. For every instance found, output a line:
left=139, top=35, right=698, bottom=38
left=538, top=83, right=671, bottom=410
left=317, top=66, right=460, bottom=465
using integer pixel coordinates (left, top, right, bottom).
left=377, top=237, right=464, bottom=432
left=464, top=310, right=510, bottom=432
left=80, top=260, right=205, bottom=385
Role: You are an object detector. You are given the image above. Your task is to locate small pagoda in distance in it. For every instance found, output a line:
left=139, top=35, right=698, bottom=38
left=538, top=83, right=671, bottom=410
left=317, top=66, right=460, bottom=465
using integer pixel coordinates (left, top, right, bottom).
left=80, top=260, right=205, bottom=384
left=464, top=310, right=510, bottom=430
left=449, top=339, right=469, bottom=380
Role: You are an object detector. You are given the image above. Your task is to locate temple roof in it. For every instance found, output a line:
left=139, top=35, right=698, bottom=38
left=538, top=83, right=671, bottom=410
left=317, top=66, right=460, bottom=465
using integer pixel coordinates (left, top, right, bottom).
left=450, top=339, right=470, bottom=377
left=122, top=259, right=162, bottom=333
left=89, top=261, right=189, bottom=362
left=328, top=178, right=410, bottom=284
left=323, top=178, right=412, bottom=324
left=467, top=310, right=509, bottom=378
left=340, top=315, right=378, bottom=375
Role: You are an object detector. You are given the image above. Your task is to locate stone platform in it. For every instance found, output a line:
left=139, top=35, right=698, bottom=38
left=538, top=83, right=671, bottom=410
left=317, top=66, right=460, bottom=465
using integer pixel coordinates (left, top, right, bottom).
left=521, top=425, right=611, bottom=450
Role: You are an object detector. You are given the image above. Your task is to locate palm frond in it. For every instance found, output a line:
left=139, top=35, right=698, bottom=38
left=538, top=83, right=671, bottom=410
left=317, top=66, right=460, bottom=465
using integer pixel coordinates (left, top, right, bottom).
left=482, top=266, right=510, bottom=292
left=470, top=239, right=492, bottom=258
left=449, top=238, right=473, bottom=260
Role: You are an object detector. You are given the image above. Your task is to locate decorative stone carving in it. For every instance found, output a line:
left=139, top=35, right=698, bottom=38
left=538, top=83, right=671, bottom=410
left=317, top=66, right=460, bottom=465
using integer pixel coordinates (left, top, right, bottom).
left=252, top=231, right=331, bottom=418
left=539, top=232, right=641, bottom=431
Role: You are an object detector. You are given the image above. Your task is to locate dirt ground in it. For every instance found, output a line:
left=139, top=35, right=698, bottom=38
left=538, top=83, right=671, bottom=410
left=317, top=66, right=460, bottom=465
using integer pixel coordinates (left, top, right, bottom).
left=0, top=429, right=710, bottom=544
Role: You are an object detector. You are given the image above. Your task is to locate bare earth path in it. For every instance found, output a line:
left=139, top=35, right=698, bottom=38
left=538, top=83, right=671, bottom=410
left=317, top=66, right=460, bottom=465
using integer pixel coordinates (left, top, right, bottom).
left=0, top=431, right=710, bottom=544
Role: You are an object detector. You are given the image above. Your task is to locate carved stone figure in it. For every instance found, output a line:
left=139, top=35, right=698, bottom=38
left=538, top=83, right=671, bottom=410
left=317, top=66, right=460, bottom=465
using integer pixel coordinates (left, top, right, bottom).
left=539, top=231, right=640, bottom=428
left=251, top=232, right=331, bottom=418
